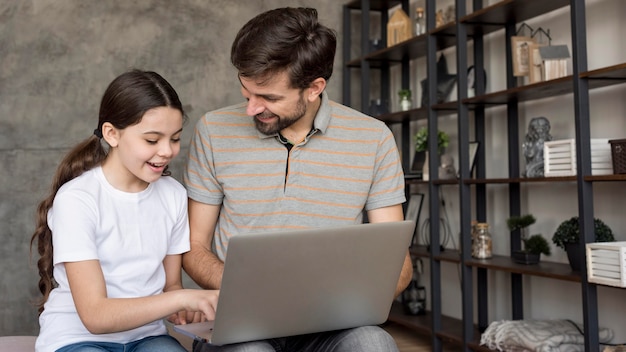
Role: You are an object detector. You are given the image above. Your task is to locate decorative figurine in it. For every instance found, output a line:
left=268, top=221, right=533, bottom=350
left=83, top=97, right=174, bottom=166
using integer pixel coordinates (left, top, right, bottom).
left=522, top=116, right=552, bottom=177
left=435, top=9, right=445, bottom=27
left=438, top=154, right=457, bottom=179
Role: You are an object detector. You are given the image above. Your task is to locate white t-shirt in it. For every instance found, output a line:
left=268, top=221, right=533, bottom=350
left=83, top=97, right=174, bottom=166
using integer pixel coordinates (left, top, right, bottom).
left=36, top=167, right=190, bottom=352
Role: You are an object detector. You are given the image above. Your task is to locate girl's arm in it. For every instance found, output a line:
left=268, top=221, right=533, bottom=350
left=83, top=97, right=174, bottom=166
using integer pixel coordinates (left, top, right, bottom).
left=65, top=258, right=218, bottom=334
left=162, top=254, right=206, bottom=325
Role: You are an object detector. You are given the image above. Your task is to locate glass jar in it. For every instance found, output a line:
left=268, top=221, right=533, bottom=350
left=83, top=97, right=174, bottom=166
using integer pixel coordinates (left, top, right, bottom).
left=415, top=7, right=426, bottom=36
left=472, top=222, right=492, bottom=259
left=470, top=220, right=478, bottom=250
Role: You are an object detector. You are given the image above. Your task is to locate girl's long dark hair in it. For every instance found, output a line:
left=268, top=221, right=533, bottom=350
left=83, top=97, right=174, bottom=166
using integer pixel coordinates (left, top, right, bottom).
left=30, top=70, right=184, bottom=313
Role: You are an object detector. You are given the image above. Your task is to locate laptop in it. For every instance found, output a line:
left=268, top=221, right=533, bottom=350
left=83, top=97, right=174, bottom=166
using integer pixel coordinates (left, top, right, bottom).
left=173, top=220, right=414, bottom=345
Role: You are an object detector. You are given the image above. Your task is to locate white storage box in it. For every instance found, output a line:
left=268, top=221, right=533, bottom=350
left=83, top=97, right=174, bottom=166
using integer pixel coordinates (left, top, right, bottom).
left=544, top=139, right=613, bottom=177
left=586, top=241, right=626, bottom=288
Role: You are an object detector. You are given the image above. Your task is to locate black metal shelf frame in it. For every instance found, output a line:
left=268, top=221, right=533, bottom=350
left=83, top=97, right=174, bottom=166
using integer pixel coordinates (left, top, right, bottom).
left=342, top=0, right=623, bottom=351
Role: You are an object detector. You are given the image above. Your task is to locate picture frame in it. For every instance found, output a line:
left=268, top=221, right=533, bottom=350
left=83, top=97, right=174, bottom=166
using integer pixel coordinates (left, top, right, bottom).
left=469, top=141, right=479, bottom=176
left=511, top=36, right=535, bottom=77
left=409, top=151, right=426, bottom=176
left=405, top=193, right=425, bottom=246
left=467, top=65, right=487, bottom=97
left=528, top=42, right=547, bottom=84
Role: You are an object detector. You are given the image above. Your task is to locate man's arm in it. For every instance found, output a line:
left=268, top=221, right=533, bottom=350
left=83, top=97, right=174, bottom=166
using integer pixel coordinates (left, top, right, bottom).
left=182, top=199, right=224, bottom=289
left=367, top=204, right=413, bottom=297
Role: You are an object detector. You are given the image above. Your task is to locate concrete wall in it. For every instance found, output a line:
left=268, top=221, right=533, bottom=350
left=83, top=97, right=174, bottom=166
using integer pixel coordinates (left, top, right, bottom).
left=0, top=0, right=343, bottom=335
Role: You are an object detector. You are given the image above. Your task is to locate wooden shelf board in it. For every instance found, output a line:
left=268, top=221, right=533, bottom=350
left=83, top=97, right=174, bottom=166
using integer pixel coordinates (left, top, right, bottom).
left=465, top=176, right=576, bottom=184
left=468, top=342, right=499, bottom=352
left=465, top=76, right=573, bottom=106
left=464, top=174, right=626, bottom=184
left=404, top=177, right=428, bottom=185
left=345, top=0, right=572, bottom=38
left=373, top=106, right=458, bottom=123
left=582, top=63, right=626, bottom=80
left=583, top=63, right=626, bottom=89
left=586, top=174, right=626, bottom=182
left=412, top=247, right=580, bottom=282
left=464, top=64, right=625, bottom=107
left=456, top=0, right=571, bottom=37
left=345, top=0, right=401, bottom=11
left=409, top=245, right=430, bottom=258
left=373, top=107, right=428, bottom=123
left=433, top=178, right=461, bottom=185
left=346, top=35, right=457, bottom=68
left=362, top=64, right=624, bottom=122
left=388, top=301, right=489, bottom=350
left=466, top=255, right=582, bottom=282
left=362, top=64, right=625, bottom=119
left=387, top=301, right=433, bottom=335
left=410, top=246, right=462, bottom=263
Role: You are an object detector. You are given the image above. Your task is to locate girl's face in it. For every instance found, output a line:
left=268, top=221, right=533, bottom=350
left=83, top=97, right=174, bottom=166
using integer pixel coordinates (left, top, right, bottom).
left=103, top=106, right=183, bottom=192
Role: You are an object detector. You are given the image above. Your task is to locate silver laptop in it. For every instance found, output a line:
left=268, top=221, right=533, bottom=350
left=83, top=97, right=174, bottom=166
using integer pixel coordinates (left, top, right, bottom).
left=173, top=220, right=414, bottom=345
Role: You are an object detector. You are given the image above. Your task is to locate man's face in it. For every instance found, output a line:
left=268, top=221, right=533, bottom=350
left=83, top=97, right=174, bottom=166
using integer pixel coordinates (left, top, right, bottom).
left=239, top=71, right=308, bottom=135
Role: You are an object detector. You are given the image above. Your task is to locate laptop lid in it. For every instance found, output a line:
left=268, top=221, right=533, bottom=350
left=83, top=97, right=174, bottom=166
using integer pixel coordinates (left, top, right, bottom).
left=174, top=220, right=414, bottom=345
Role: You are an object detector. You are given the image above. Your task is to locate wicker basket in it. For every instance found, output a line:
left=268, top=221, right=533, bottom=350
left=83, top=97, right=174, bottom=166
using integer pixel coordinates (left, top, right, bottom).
left=609, top=139, right=626, bottom=174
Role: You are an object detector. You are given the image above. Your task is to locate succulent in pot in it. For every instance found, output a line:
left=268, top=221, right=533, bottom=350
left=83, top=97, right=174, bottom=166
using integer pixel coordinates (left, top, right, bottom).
left=552, top=216, right=614, bottom=271
left=552, top=216, right=614, bottom=249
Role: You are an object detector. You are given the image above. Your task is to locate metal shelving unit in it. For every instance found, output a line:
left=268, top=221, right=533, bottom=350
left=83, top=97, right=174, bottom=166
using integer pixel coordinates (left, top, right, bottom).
left=342, top=0, right=626, bottom=351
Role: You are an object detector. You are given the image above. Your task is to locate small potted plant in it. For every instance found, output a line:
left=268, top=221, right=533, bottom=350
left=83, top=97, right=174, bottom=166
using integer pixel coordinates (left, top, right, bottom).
left=413, top=127, right=449, bottom=180
left=552, top=216, right=614, bottom=271
left=414, top=126, right=449, bottom=154
left=506, top=214, right=551, bottom=264
left=398, top=89, right=412, bottom=111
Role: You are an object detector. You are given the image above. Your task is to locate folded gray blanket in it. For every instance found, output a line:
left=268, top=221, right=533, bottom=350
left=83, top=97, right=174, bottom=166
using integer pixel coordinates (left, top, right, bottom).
left=480, top=319, right=613, bottom=352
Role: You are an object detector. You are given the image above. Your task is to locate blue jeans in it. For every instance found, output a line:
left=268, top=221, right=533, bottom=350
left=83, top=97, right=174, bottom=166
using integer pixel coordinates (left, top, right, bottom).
left=56, top=335, right=187, bottom=352
left=192, top=326, right=399, bottom=352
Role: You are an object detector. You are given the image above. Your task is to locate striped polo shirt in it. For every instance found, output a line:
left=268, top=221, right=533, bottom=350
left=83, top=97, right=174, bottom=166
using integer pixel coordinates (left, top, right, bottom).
left=184, top=91, right=405, bottom=260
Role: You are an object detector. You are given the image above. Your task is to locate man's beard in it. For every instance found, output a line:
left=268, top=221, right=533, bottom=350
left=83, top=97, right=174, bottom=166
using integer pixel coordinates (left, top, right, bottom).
left=254, top=96, right=307, bottom=136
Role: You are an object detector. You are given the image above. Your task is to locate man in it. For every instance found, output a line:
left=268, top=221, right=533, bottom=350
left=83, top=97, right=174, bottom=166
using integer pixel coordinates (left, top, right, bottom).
left=183, top=7, right=412, bottom=352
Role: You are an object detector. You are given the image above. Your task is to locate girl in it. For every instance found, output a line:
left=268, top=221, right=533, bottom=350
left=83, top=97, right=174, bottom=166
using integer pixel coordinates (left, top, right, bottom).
left=31, top=70, right=218, bottom=352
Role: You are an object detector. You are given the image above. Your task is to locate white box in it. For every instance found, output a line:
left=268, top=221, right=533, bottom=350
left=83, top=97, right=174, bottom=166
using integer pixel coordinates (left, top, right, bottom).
left=586, top=241, right=626, bottom=288
left=544, top=139, right=613, bottom=177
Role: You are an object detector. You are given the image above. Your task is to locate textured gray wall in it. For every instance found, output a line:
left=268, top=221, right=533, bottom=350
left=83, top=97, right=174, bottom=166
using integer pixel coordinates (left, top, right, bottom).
left=0, top=0, right=343, bottom=335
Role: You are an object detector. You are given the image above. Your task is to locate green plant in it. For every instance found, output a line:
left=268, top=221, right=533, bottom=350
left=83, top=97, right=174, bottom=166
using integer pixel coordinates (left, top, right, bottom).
left=523, top=234, right=551, bottom=256
left=506, top=214, right=550, bottom=255
left=414, top=127, right=449, bottom=154
left=398, top=89, right=412, bottom=99
left=506, top=214, right=536, bottom=234
left=552, top=216, right=615, bottom=250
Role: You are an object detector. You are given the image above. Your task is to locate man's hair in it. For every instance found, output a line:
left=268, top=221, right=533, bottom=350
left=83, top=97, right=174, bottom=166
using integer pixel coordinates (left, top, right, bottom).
left=231, top=7, right=337, bottom=89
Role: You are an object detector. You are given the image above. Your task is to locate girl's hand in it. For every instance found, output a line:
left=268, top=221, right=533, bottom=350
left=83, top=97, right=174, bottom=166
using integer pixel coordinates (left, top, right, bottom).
left=167, top=310, right=205, bottom=325
left=186, top=289, right=219, bottom=321
left=169, top=289, right=219, bottom=324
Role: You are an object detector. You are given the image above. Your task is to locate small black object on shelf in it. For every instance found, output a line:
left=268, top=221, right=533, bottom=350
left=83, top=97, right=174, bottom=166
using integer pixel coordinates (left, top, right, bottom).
left=402, top=281, right=426, bottom=315
left=402, top=258, right=426, bottom=315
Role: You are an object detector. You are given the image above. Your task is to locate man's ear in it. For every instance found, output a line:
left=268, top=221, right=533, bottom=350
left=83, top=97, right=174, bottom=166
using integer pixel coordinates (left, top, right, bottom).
left=306, top=78, right=327, bottom=102
left=102, top=122, right=120, bottom=147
